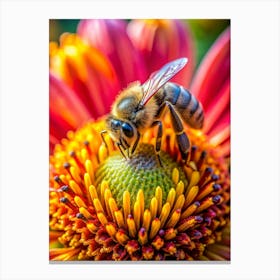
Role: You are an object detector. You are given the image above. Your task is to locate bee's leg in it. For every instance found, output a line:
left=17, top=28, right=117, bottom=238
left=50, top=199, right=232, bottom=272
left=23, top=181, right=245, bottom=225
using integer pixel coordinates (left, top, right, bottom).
left=165, top=102, right=190, bottom=162
left=152, top=120, right=163, bottom=167
left=100, top=130, right=108, bottom=148
left=117, top=142, right=127, bottom=160
left=131, top=130, right=140, bottom=155
left=100, top=130, right=110, bottom=157
left=120, top=137, right=131, bottom=158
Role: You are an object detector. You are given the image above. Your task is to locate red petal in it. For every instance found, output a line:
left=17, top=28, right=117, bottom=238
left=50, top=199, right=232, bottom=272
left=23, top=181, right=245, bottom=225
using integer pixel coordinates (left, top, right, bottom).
left=190, top=27, right=230, bottom=108
left=78, top=19, right=148, bottom=87
left=50, top=72, right=91, bottom=125
left=203, top=79, right=230, bottom=133
left=127, top=19, right=195, bottom=87
left=49, top=72, right=92, bottom=149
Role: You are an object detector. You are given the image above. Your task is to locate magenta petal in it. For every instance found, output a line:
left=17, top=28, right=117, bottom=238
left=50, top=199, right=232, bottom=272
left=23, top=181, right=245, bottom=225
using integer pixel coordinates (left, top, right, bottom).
left=49, top=73, right=92, bottom=141
left=78, top=19, right=148, bottom=87
left=190, top=27, right=230, bottom=108
left=203, top=79, right=230, bottom=133
left=127, top=19, right=195, bottom=87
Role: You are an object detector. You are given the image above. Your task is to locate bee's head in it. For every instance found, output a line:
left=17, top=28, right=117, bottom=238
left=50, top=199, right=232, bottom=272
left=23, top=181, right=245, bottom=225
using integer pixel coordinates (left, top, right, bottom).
left=106, top=116, right=136, bottom=150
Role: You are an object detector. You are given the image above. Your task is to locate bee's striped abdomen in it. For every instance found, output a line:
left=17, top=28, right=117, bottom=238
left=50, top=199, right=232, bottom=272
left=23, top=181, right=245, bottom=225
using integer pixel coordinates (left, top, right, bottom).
left=163, top=82, right=204, bottom=129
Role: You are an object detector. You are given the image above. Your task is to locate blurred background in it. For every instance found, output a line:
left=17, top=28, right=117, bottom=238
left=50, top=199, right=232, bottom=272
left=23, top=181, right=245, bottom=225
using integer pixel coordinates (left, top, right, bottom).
left=49, top=19, right=229, bottom=68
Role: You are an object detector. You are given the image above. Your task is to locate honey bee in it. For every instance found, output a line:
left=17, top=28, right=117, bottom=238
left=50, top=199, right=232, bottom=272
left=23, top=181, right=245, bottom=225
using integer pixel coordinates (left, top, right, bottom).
left=101, top=58, right=204, bottom=164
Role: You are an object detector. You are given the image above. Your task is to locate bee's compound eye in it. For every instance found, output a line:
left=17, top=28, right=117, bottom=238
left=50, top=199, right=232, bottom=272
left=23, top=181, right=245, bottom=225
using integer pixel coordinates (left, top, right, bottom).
left=111, top=119, right=121, bottom=130
left=121, top=122, right=134, bottom=138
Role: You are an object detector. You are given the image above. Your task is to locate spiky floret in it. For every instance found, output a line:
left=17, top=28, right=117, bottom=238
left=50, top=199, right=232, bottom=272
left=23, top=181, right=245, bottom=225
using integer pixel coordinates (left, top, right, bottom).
left=49, top=118, right=230, bottom=261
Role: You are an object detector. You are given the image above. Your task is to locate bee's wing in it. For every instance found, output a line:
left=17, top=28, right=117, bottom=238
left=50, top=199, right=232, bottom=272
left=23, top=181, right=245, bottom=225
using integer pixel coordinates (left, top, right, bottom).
left=140, top=57, right=188, bottom=106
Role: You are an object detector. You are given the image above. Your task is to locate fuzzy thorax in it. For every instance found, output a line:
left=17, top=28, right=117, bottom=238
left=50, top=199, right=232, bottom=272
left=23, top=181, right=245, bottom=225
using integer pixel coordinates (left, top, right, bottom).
left=111, top=82, right=158, bottom=130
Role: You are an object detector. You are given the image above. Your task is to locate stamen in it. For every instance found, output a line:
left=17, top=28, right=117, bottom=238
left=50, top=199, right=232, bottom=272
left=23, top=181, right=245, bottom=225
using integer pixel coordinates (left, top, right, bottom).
left=93, top=198, right=105, bottom=213
left=151, top=235, right=164, bottom=250
left=76, top=212, right=86, bottom=221
left=177, top=215, right=203, bottom=232
left=54, top=175, right=64, bottom=187
left=163, top=241, right=176, bottom=255
left=159, top=202, right=171, bottom=227
left=155, top=187, right=162, bottom=216
left=142, top=209, right=152, bottom=232
left=181, top=201, right=200, bottom=219
left=164, top=228, right=177, bottom=240
left=195, top=195, right=222, bottom=213
left=138, top=227, right=148, bottom=245
left=190, top=146, right=197, bottom=162
left=149, top=218, right=161, bottom=240
left=136, top=190, right=144, bottom=224
left=104, top=188, right=113, bottom=219
left=123, top=191, right=131, bottom=222
left=100, top=181, right=109, bottom=209
left=142, top=245, right=154, bottom=260
left=60, top=197, right=77, bottom=212
left=89, top=185, right=98, bottom=203
left=133, top=201, right=141, bottom=231
left=171, top=194, right=185, bottom=214
left=115, top=229, right=129, bottom=245
left=172, top=168, right=179, bottom=184
left=79, top=207, right=93, bottom=220
left=69, top=151, right=84, bottom=172
left=197, top=151, right=207, bottom=170
left=196, top=183, right=221, bottom=201
left=165, top=209, right=181, bottom=228
left=84, top=173, right=92, bottom=191
left=149, top=197, right=158, bottom=220
left=105, top=223, right=117, bottom=238
left=98, top=145, right=108, bottom=163
left=197, top=167, right=213, bottom=186
left=176, top=181, right=185, bottom=197
left=86, top=222, right=98, bottom=233
left=74, top=196, right=86, bottom=208
left=166, top=188, right=176, bottom=209
left=186, top=171, right=200, bottom=194
left=114, top=210, right=125, bottom=229
left=80, top=148, right=89, bottom=162
left=97, top=212, right=108, bottom=226
left=184, top=186, right=199, bottom=208
left=127, top=215, right=136, bottom=238
left=69, top=180, right=83, bottom=196
left=108, top=197, right=118, bottom=223
left=125, top=240, right=139, bottom=255
left=85, top=159, right=94, bottom=182
left=70, top=166, right=82, bottom=184
left=59, top=185, right=75, bottom=197
left=63, top=162, right=70, bottom=170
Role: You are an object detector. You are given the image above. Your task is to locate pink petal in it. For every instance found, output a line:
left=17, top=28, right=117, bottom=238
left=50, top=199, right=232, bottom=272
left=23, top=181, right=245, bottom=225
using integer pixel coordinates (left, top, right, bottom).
left=127, top=19, right=196, bottom=87
left=50, top=72, right=91, bottom=127
left=49, top=73, right=93, bottom=150
left=190, top=27, right=230, bottom=109
left=78, top=19, right=148, bottom=88
left=207, top=110, right=230, bottom=145
left=203, top=79, right=230, bottom=133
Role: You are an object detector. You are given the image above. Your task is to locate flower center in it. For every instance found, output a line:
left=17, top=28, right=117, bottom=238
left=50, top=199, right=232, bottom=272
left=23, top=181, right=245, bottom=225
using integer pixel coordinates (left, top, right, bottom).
left=95, top=143, right=187, bottom=208
left=49, top=119, right=230, bottom=261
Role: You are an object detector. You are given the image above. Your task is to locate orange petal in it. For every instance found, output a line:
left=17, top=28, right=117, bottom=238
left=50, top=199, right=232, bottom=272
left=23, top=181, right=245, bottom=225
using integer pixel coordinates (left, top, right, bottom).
left=50, top=34, right=120, bottom=118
